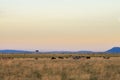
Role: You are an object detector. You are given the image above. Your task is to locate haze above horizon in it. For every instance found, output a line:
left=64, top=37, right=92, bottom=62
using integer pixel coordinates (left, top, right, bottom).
left=0, top=0, right=120, bottom=51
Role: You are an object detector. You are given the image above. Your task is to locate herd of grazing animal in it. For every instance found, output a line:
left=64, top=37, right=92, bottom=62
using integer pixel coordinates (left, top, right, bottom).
left=51, top=56, right=110, bottom=60
left=0, top=56, right=110, bottom=60
left=72, top=56, right=91, bottom=59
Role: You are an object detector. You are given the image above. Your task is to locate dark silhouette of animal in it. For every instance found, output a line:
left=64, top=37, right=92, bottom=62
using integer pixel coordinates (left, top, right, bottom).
left=51, top=57, right=56, bottom=60
left=73, top=56, right=81, bottom=59
left=86, top=56, right=91, bottom=59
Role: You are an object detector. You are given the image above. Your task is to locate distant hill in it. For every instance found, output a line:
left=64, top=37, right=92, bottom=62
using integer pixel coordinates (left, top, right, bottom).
left=0, top=50, right=32, bottom=53
left=0, top=47, right=120, bottom=54
left=0, top=50, right=94, bottom=54
left=77, top=51, right=93, bottom=53
left=106, top=47, right=120, bottom=53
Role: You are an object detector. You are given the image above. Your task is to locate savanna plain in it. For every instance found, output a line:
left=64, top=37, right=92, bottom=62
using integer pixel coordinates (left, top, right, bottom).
left=0, top=53, right=120, bottom=80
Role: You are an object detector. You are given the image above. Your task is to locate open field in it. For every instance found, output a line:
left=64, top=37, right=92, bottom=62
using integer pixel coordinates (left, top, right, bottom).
left=0, top=53, right=120, bottom=80
left=0, top=53, right=120, bottom=58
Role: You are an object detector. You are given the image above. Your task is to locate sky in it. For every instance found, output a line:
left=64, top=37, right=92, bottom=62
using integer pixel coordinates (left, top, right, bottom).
left=0, top=0, right=120, bottom=51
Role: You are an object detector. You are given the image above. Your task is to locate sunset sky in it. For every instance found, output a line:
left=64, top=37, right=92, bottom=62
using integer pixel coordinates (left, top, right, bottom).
left=0, top=0, right=120, bottom=51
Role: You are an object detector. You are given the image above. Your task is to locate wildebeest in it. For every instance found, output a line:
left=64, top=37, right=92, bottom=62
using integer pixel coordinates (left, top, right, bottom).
left=103, top=56, right=110, bottom=59
left=86, top=56, right=91, bottom=59
left=72, top=56, right=81, bottom=59
left=73, top=56, right=91, bottom=60
left=58, top=56, right=64, bottom=59
left=51, top=57, right=56, bottom=60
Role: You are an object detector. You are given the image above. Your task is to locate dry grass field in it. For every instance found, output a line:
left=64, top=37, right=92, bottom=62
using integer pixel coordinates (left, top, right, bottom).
left=0, top=54, right=120, bottom=80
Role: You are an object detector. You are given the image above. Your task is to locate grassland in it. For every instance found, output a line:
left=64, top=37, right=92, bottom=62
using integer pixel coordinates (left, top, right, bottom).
left=0, top=53, right=120, bottom=80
